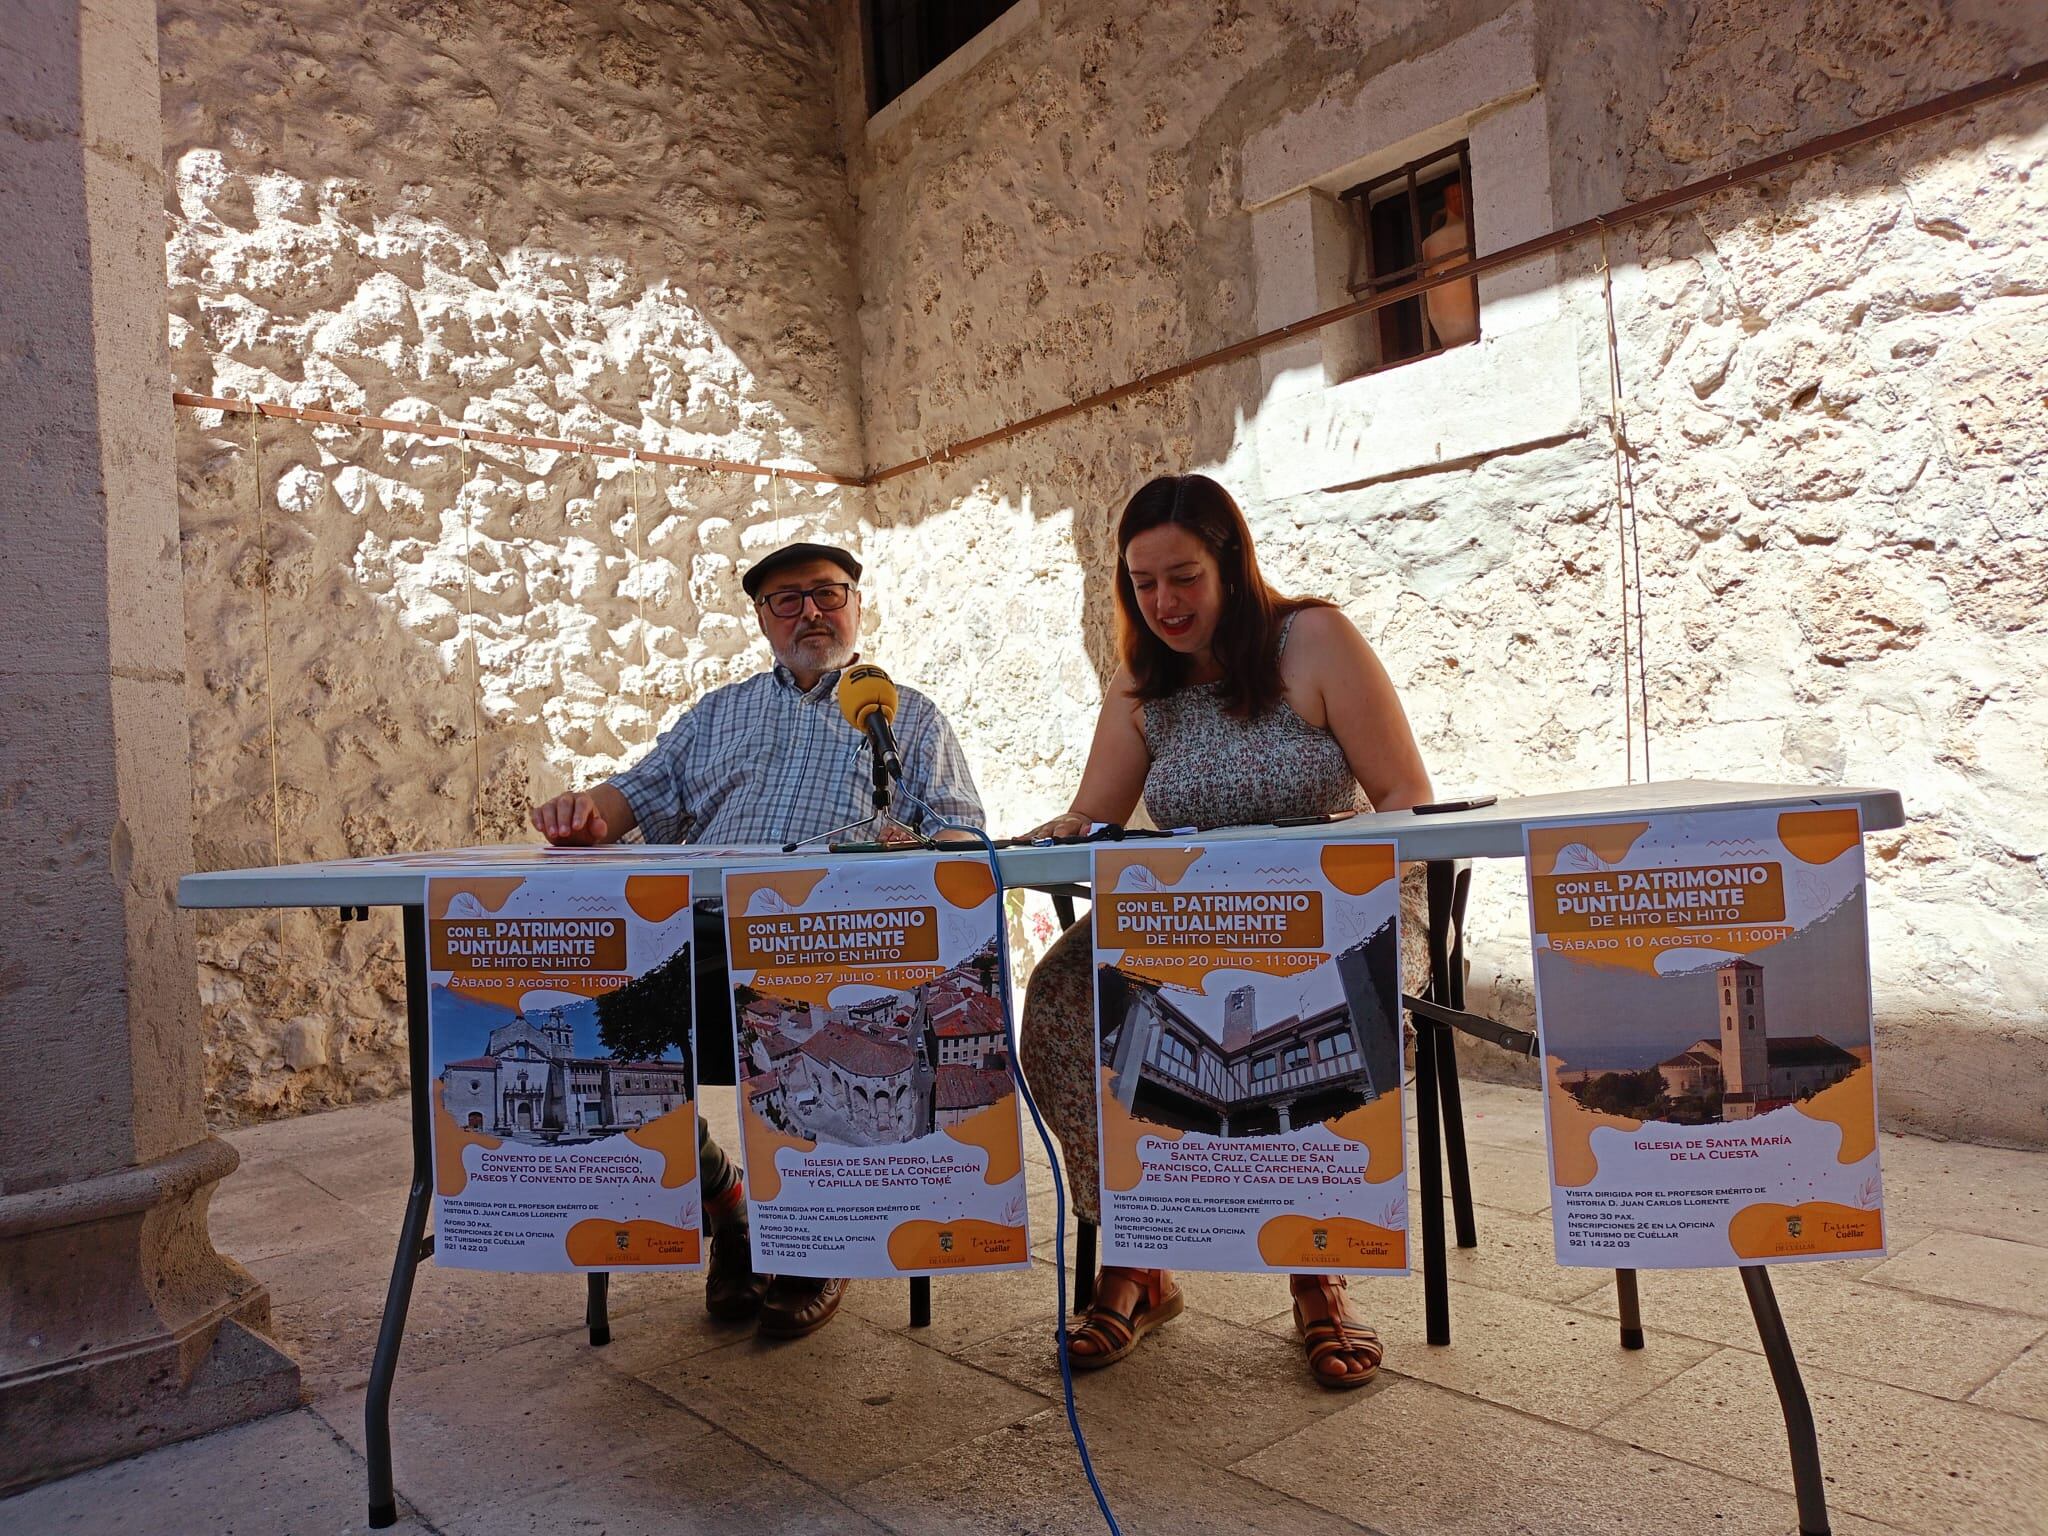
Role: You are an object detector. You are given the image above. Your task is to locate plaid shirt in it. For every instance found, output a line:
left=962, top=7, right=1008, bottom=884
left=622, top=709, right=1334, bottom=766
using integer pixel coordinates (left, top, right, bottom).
left=608, top=661, right=985, bottom=846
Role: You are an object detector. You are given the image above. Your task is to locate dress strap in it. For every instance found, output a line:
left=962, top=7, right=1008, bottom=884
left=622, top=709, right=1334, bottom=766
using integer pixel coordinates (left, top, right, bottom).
left=1277, top=608, right=1299, bottom=656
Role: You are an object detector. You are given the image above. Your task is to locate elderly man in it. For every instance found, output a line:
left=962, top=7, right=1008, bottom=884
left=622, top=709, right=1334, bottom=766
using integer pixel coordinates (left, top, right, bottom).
left=531, top=540, right=984, bottom=1339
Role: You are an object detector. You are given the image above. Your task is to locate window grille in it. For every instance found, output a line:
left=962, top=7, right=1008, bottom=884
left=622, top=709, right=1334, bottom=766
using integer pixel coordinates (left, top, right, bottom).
left=1339, top=142, right=1479, bottom=372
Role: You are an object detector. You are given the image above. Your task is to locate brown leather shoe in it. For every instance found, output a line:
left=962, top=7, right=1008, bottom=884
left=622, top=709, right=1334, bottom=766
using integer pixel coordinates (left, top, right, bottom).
left=703, top=1221, right=768, bottom=1321
left=756, top=1275, right=849, bottom=1339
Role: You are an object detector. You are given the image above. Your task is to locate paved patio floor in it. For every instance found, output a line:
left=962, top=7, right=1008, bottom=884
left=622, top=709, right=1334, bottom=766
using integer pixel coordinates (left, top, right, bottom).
left=7, top=1081, right=2044, bottom=1534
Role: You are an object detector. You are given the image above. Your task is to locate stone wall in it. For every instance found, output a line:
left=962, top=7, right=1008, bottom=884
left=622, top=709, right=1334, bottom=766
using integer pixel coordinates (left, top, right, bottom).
left=841, top=0, right=2048, bottom=1145
left=164, top=0, right=2047, bottom=1145
left=163, top=0, right=865, bottom=1121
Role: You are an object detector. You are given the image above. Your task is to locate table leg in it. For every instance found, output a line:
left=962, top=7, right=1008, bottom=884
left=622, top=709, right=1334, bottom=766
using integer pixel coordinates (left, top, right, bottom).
left=586, top=1272, right=611, bottom=1347
left=1741, top=1265, right=1831, bottom=1536
left=1414, top=1015, right=1449, bottom=1346
left=910, top=1276, right=931, bottom=1328
left=1075, top=1219, right=1097, bottom=1311
left=1425, top=861, right=1477, bottom=1253
left=1615, top=1268, right=1644, bottom=1349
left=367, top=905, right=434, bottom=1529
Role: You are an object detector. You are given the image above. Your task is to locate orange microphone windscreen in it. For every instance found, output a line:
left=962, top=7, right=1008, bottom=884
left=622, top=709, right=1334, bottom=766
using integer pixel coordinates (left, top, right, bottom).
left=838, top=663, right=899, bottom=731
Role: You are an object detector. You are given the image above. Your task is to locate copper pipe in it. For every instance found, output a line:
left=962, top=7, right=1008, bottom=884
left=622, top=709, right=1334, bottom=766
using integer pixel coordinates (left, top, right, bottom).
left=171, top=392, right=863, bottom=487
left=866, top=58, right=2047, bottom=484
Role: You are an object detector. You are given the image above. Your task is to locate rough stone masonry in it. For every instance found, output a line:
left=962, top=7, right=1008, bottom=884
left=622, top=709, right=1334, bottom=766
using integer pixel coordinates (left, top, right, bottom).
left=164, top=0, right=2046, bottom=1146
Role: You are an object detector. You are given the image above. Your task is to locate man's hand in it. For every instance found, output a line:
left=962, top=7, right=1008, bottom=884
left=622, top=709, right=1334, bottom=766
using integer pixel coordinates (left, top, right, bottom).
left=532, top=792, right=611, bottom=846
left=1018, top=811, right=1092, bottom=843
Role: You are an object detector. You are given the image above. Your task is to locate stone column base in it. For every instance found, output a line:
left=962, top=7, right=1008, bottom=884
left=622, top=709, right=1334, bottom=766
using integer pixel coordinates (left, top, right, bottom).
left=0, top=1136, right=302, bottom=1494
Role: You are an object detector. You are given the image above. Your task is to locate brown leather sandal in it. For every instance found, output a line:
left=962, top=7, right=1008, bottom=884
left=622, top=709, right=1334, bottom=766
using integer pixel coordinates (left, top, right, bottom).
left=1292, top=1275, right=1383, bottom=1390
left=1069, top=1268, right=1183, bottom=1371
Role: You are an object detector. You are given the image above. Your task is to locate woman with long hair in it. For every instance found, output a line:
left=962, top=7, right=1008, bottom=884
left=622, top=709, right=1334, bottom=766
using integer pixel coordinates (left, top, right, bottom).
left=1019, top=472, right=1433, bottom=1390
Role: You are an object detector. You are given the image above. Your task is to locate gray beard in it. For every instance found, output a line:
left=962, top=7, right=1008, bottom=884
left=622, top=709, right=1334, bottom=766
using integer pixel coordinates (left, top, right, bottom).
left=773, top=633, right=857, bottom=677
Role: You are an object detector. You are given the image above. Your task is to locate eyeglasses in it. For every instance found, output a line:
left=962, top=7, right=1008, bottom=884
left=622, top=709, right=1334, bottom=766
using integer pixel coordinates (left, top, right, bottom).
left=754, top=581, right=854, bottom=619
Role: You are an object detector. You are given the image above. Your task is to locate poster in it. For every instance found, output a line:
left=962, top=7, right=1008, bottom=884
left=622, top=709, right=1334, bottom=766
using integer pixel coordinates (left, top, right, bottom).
left=724, top=855, right=1030, bottom=1278
left=1091, top=841, right=1408, bottom=1274
left=426, top=868, right=701, bottom=1272
left=1526, top=805, right=1885, bottom=1268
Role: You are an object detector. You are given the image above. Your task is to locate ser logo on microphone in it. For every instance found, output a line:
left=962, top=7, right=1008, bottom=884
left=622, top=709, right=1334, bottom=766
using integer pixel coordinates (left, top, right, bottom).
left=838, top=664, right=902, bottom=780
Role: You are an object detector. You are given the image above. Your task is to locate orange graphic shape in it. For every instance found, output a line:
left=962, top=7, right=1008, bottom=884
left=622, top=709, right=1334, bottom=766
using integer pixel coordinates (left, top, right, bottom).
left=432, top=1080, right=502, bottom=1196
left=1099, top=1066, right=1184, bottom=1191
left=1527, top=822, right=1651, bottom=877
left=1324, top=1091, right=1405, bottom=1184
left=564, top=1218, right=701, bottom=1267
left=1094, top=847, right=1205, bottom=895
left=428, top=876, right=525, bottom=920
left=741, top=1097, right=816, bottom=1204
left=1794, top=1065, right=1878, bottom=1164
left=1778, top=809, right=1861, bottom=866
left=887, top=1218, right=1029, bottom=1271
left=1728, top=1201, right=1883, bottom=1261
left=1321, top=843, right=1395, bottom=896
left=1544, top=1055, right=1641, bottom=1187
left=1257, top=1214, right=1406, bottom=1269
left=725, top=868, right=831, bottom=917
left=625, top=1103, right=699, bottom=1188
left=942, top=1092, right=1023, bottom=1184
left=934, top=861, right=996, bottom=910
left=625, top=874, right=693, bottom=924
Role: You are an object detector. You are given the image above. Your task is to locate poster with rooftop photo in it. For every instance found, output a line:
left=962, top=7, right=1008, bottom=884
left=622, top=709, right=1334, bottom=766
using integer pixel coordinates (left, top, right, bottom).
left=1526, top=805, right=1885, bottom=1268
left=724, top=855, right=1029, bottom=1279
left=426, top=866, right=700, bottom=1273
left=1091, top=840, right=1407, bottom=1275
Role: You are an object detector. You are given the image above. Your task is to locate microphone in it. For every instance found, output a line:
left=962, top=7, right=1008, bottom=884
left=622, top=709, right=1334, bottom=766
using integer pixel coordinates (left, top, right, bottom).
left=838, top=663, right=902, bottom=780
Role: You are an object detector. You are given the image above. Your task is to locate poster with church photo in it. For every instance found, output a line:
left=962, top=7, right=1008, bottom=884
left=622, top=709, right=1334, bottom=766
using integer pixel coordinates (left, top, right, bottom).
left=425, top=865, right=701, bottom=1273
left=723, top=855, right=1029, bottom=1279
left=1091, top=841, right=1408, bottom=1275
left=1526, top=805, right=1886, bottom=1268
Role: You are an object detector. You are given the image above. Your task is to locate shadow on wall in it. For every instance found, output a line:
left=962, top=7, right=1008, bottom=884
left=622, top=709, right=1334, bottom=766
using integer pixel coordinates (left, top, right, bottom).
left=163, top=0, right=865, bottom=1124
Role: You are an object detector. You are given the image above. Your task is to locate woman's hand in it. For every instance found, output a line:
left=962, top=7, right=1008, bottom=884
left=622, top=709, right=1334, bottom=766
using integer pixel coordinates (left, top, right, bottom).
left=1019, top=811, right=1094, bottom=842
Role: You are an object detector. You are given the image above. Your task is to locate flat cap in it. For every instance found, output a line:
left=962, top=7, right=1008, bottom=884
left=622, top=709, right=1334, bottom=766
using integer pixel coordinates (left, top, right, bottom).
left=741, top=540, right=863, bottom=600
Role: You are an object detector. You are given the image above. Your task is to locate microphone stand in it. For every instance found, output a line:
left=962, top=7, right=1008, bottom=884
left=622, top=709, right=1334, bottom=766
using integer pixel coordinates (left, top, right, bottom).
left=781, top=747, right=937, bottom=854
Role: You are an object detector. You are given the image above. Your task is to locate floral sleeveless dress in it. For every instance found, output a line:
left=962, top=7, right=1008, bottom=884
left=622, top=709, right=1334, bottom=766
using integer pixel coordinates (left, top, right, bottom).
left=1019, top=613, right=1428, bottom=1222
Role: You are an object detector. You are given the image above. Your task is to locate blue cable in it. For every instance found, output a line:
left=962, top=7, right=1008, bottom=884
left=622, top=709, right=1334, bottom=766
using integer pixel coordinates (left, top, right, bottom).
left=930, top=817, right=1123, bottom=1536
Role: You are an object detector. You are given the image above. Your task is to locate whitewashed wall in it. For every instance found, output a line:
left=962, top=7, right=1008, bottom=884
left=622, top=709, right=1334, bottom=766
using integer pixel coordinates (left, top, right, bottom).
left=164, top=0, right=865, bottom=1120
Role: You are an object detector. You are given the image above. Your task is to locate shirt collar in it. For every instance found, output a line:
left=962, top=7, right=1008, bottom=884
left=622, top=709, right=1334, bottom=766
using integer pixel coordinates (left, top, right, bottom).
left=771, top=652, right=860, bottom=701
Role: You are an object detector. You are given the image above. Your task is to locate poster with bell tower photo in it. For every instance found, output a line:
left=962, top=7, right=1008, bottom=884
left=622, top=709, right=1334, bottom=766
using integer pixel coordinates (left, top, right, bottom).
left=1091, top=839, right=1408, bottom=1275
left=1526, top=805, right=1885, bottom=1269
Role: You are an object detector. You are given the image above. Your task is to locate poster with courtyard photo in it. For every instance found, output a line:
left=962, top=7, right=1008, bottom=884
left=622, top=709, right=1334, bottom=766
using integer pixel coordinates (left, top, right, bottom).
left=426, top=864, right=701, bottom=1273
left=1091, top=840, right=1407, bottom=1275
left=724, top=855, right=1029, bottom=1279
left=1527, top=805, right=1885, bottom=1268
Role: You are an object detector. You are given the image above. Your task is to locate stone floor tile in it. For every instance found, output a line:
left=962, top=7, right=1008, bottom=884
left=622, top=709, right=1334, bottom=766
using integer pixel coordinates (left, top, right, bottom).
left=1873, top=1132, right=2048, bottom=1246
left=1865, top=1231, right=2048, bottom=1317
left=438, top=1439, right=889, bottom=1536
left=1973, top=1338, right=2048, bottom=1423
left=841, top=1254, right=1069, bottom=1353
left=0, top=1409, right=419, bottom=1536
left=314, top=1328, right=719, bottom=1524
left=957, top=1308, right=1377, bottom=1464
left=1174, top=1266, right=1311, bottom=1327
left=1570, top=1264, right=2047, bottom=1398
left=850, top=1406, right=1383, bottom=1536
left=1236, top=1377, right=1901, bottom=1536
left=1595, top=1346, right=2048, bottom=1536
left=1413, top=1207, right=1619, bottom=1305
left=250, top=1239, right=602, bottom=1399
left=209, top=1160, right=393, bottom=1266
left=635, top=1311, right=1049, bottom=1489
left=1250, top=1277, right=1718, bottom=1428
left=223, top=1101, right=406, bottom=1171
left=1404, top=1137, right=1554, bottom=1216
